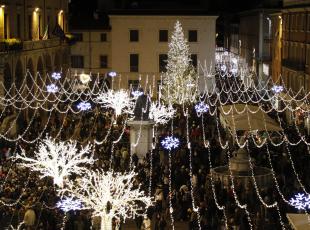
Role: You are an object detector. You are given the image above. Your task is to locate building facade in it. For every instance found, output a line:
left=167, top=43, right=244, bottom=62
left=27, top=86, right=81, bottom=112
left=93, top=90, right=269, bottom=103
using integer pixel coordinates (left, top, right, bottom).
left=281, top=0, right=310, bottom=92
left=0, top=0, right=70, bottom=97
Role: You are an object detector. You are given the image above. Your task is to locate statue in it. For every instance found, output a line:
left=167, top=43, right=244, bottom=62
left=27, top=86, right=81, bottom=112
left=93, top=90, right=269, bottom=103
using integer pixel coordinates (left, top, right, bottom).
left=133, top=89, right=150, bottom=120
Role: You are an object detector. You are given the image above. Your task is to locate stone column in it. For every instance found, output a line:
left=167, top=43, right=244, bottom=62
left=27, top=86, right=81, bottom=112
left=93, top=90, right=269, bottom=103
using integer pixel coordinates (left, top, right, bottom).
left=128, top=120, right=154, bottom=161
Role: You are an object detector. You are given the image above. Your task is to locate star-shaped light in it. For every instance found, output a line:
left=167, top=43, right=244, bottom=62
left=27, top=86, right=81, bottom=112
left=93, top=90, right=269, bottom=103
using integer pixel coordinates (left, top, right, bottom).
left=161, top=136, right=180, bottom=150
left=289, top=193, right=310, bottom=210
left=77, top=102, right=92, bottom=111
left=57, top=197, right=84, bottom=212
left=51, top=72, right=61, bottom=80
left=108, top=71, right=117, bottom=77
left=47, top=84, right=59, bottom=93
left=80, top=73, right=91, bottom=84
left=131, top=90, right=144, bottom=98
left=195, top=102, right=209, bottom=115
left=271, top=85, right=284, bottom=94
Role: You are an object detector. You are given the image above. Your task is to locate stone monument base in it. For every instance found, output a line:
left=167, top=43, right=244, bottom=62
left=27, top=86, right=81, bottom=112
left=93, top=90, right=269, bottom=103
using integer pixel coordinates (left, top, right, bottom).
left=128, top=120, right=154, bottom=161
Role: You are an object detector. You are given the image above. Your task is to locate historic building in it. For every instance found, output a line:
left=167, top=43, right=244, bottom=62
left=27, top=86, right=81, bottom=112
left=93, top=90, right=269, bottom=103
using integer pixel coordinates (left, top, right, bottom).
left=0, top=0, right=70, bottom=97
left=280, top=0, right=310, bottom=92
left=70, top=11, right=217, bottom=93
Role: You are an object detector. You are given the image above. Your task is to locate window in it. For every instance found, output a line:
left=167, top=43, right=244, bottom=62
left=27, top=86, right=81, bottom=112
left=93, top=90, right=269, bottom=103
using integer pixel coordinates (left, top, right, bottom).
left=159, top=30, right=168, bottom=42
left=73, top=33, right=83, bottom=41
left=17, top=14, right=21, bottom=38
left=101, top=33, right=107, bottom=42
left=130, top=54, right=139, bottom=72
left=71, top=55, right=84, bottom=68
left=100, top=55, right=108, bottom=68
left=188, top=30, right=197, bottom=42
left=191, top=54, right=198, bottom=68
left=159, top=54, right=168, bottom=72
left=130, top=30, right=139, bottom=42
left=128, top=80, right=139, bottom=90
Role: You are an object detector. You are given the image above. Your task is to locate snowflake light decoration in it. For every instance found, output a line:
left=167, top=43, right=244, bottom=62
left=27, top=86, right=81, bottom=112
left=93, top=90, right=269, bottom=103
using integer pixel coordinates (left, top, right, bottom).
left=161, top=136, right=180, bottom=150
left=289, top=193, right=310, bottom=210
left=271, top=85, right=284, bottom=94
left=149, top=102, right=175, bottom=125
left=77, top=102, right=92, bottom=111
left=57, top=197, right=84, bottom=212
left=231, top=67, right=238, bottom=75
left=60, top=169, right=153, bottom=230
left=96, top=89, right=135, bottom=117
left=231, top=58, right=238, bottom=65
left=79, top=73, right=91, bottom=84
left=51, top=72, right=61, bottom=80
left=47, top=84, right=59, bottom=93
left=131, top=90, right=144, bottom=98
left=108, top=71, right=117, bottom=77
left=15, top=136, right=95, bottom=187
left=195, top=102, right=209, bottom=116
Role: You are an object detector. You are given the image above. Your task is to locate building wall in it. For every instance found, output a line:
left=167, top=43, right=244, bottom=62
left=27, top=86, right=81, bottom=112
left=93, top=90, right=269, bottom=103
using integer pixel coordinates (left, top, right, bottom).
left=0, top=0, right=70, bottom=98
left=281, top=7, right=310, bottom=92
left=70, top=30, right=111, bottom=74
left=283, top=0, right=310, bottom=7
left=270, top=14, right=282, bottom=83
left=109, top=15, right=217, bottom=92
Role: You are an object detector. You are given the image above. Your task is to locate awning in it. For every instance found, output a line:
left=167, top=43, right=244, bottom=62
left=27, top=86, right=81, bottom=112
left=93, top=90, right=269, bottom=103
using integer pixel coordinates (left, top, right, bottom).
left=219, top=104, right=282, bottom=132
left=287, top=213, right=310, bottom=230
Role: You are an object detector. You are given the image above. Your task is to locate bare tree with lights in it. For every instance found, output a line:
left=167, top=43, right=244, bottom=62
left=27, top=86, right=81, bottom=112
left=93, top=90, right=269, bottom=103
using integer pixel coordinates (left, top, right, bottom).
left=161, top=21, right=198, bottom=105
left=15, top=136, right=94, bottom=187
left=60, top=169, right=153, bottom=230
left=96, top=89, right=135, bottom=117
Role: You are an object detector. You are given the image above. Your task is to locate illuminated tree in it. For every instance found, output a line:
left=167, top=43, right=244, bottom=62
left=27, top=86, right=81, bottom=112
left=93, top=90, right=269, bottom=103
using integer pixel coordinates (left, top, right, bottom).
left=60, top=169, right=153, bottom=230
left=161, top=21, right=198, bottom=105
left=15, top=136, right=94, bottom=187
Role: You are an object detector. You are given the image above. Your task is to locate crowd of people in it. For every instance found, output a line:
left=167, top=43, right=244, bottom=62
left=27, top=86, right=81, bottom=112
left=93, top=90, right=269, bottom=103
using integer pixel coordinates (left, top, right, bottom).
left=0, top=79, right=310, bottom=229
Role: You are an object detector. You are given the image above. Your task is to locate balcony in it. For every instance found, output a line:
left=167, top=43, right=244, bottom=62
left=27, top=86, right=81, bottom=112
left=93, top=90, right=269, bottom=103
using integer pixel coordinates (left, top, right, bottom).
left=282, top=59, right=306, bottom=72
left=23, top=38, right=62, bottom=51
left=0, top=39, right=23, bottom=52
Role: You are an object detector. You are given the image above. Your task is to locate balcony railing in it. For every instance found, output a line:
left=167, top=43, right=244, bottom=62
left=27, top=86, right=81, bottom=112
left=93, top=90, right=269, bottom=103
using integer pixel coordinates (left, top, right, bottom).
left=282, top=59, right=306, bottom=72
left=23, top=38, right=62, bottom=51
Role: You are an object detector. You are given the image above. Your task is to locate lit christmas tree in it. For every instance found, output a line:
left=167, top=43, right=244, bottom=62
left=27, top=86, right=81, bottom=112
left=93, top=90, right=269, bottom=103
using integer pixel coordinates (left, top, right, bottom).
left=161, top=21, right=198, bottom=105
left=60, top=169, right=153, bottom=230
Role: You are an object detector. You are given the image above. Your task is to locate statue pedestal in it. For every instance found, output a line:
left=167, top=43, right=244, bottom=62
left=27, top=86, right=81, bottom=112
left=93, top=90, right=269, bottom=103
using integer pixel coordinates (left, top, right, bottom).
left=128, top=120, right=154, bottom=161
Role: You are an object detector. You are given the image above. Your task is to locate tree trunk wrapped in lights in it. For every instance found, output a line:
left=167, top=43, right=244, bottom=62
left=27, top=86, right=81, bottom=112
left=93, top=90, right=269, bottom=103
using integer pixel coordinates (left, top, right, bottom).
left=161, top=21, right=198, bottom=105
left=60, top=169, right=153, bottom=230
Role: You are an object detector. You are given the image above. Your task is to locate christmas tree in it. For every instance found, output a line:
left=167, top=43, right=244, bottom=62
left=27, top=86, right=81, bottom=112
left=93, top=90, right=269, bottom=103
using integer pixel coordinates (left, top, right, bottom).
left=161, top=21, right=198, bottom=105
